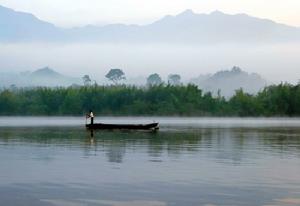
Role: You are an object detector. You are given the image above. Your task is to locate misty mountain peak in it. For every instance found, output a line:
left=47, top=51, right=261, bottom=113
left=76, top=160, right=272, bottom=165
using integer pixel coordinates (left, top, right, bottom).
left=176, top=9, right=196, bottom=18
left=31, top=67, right=61, bottom=78
left=36, top=66, right=52, bottom=72
left=231, top=66, right=242, bottom=73
left=191, top=66, right=267, bottom=97
left=210, top=10, right=226, bottom=16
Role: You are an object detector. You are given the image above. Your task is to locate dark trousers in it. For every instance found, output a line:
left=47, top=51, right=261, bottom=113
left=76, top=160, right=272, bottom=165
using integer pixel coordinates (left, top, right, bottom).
left=91, top=117, right=94, bottom=125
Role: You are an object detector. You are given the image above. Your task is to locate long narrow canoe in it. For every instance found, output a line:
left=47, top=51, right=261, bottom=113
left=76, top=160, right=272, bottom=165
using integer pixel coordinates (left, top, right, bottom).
left=86, top=122, right=159, bottom=130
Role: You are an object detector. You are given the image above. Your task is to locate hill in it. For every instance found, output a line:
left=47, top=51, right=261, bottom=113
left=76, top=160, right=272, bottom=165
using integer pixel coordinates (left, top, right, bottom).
left=30, top=67, right=63, bottom=78
left=190, top=66, right=267, bottom=97
left=0, top=67, right=81, bottom=87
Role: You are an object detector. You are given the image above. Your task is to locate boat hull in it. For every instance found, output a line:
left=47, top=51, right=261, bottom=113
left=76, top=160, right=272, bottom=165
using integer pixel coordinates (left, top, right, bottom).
left=86, top=122, right=159, bottom=130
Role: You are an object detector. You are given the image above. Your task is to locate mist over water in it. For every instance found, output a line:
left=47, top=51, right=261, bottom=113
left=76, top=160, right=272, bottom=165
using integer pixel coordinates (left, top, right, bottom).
left=1, top=116, right=300, bottom=128
left=1, top=42, right=300, bottom=83
left=0, top=118, right=300, bottom=206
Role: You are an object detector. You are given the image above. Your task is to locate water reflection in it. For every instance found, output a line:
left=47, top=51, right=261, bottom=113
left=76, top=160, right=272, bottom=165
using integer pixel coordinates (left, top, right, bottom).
left=0, top=126, right=300, bottom=206
left=1, top=127, right=300, bottom=163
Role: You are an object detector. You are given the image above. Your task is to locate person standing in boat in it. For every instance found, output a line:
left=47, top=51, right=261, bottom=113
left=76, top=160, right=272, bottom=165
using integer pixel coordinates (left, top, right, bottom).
left=87, top=110, right=94, bottom=125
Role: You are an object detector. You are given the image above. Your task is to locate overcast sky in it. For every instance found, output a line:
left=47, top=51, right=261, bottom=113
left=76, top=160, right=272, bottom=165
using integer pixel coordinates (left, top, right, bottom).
left=0, top=0, right=299, bottom=27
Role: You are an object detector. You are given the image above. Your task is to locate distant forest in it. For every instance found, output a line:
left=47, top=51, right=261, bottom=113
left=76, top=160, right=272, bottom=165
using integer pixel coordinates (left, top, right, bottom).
left=0, top=83, right=299, bottom=116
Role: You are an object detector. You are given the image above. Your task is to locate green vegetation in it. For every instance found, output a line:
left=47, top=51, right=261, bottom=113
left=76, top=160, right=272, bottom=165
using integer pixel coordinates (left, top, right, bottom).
left=0, top=83, right=300, bottom=116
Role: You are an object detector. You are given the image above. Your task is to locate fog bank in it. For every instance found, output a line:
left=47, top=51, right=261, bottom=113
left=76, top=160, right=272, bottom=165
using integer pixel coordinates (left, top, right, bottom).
left=0, top=42, right=299, bottom=83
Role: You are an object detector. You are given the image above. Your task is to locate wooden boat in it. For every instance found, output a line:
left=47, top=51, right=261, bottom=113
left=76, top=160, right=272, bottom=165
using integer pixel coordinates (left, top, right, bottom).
left=86, top=122, right=159, bottom=130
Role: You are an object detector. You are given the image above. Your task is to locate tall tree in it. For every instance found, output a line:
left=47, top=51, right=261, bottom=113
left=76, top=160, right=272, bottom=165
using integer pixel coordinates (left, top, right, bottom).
left=147, top=73, right=162, bottom=86
left=168, top=74, right=181, bottom=85
left=106, top=69, right=126, bottom=84
left=82, top=75, right=92, bottom=86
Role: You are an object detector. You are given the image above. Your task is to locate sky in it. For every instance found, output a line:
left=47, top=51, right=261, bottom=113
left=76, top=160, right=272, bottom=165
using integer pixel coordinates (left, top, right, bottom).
left=0, top=0, right=299, bottom=27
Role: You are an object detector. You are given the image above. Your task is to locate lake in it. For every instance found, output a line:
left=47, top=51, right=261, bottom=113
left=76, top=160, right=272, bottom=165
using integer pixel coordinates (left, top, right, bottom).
left=0, top=117, right=300, bottom=206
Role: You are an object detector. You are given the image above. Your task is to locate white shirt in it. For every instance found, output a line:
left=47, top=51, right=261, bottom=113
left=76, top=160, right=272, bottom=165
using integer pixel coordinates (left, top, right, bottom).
left=90, top=112, right=94, bottom=118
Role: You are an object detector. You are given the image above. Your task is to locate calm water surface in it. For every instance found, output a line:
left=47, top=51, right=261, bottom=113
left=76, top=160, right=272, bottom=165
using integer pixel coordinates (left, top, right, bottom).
left=0, top=117, right=300, bottom=206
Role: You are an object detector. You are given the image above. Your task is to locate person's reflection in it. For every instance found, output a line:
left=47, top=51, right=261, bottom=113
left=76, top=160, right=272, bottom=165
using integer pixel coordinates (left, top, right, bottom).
left=90, top=129, right=95, bottom=144
left=82, top=129, right=97, bottom=157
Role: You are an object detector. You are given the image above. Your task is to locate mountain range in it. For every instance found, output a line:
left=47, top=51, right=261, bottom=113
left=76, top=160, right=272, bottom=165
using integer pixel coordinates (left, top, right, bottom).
left=1, top=5, right=300, bottom=43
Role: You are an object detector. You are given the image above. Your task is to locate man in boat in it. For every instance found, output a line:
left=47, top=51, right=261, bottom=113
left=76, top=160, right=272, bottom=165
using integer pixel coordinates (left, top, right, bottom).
left=86, top=110, right=94, bottom=125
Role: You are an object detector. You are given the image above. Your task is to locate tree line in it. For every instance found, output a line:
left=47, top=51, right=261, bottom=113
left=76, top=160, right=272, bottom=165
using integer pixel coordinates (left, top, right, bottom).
left=83, top=68, right=181, bottom=86
left=0, top=83, right=300, bottom=116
